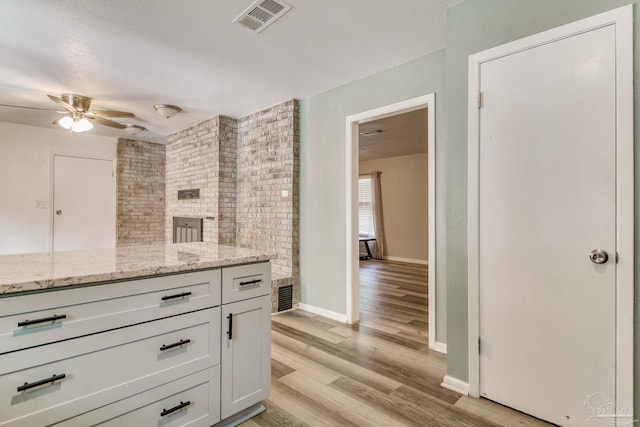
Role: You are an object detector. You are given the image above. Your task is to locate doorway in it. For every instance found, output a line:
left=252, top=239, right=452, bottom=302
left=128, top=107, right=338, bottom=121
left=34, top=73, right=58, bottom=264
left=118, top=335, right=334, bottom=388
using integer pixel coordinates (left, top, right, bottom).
left=52, top=155, right=116, bottom=252
left=357, top=109, right=429, bottom=345
left=345, top=94, right=441, bottom=352
left=467, top=6, right=633, bottom=426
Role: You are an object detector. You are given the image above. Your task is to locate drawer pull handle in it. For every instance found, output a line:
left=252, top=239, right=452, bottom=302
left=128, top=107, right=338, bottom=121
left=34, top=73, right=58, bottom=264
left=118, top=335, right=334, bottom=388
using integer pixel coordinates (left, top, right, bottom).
left=239, top=278, right=262, bottom=287
left=161, top=291, right=192, bottom=301
left=18, top=373, right=66, bottom=392
left=18, top=314, right=67, bottom=327
left=160, top=339, right=191, bottom=352
left=160, top=400, right=191, bottom=417
left=227, top=313, right=233, bottom=340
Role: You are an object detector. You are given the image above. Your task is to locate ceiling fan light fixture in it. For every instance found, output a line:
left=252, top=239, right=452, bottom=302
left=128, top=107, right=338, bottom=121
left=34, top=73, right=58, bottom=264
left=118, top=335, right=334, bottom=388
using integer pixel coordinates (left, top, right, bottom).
left=124, top=124, right=146, bottom=136
left=71, top=117, right=93, bottom=132
left=58, top=115, right=74, bottom=130
left=57, top=116, right=93, bottom=132
left=153, top=104, right=181, bottom=119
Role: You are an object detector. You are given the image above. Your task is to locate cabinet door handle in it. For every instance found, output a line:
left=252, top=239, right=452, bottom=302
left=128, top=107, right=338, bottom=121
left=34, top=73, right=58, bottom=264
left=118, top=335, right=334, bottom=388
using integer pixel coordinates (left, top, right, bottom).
left=160, top=400, right=191, bottom=417
left=239, top=279, right=262, bottom=287
left=161, top=291, right=192, bottom=301
left=18, top=314, right=67, bottom=327
left=17, top=373, right=66, bottom=392
left=160, top=339, right=191, bottom=352
left=227, top=313, right=233, bottom=340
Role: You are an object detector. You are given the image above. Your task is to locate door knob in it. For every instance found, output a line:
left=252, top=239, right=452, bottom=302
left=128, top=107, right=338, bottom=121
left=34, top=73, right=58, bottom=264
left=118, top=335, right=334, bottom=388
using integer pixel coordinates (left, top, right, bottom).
left=589, top=249, right=608, bottom=264
left=56, top=210, right=62, bottom=216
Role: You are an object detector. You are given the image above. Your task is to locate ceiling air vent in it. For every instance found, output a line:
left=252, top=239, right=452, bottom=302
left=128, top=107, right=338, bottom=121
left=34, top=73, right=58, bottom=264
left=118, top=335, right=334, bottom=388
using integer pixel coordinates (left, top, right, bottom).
left=233, top=0, right=292, bottom=33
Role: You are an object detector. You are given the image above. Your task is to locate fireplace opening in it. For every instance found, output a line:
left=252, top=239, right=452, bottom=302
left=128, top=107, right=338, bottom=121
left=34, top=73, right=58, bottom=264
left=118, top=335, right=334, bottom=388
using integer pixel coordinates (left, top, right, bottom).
left=173, top=217, right=203, bottom=243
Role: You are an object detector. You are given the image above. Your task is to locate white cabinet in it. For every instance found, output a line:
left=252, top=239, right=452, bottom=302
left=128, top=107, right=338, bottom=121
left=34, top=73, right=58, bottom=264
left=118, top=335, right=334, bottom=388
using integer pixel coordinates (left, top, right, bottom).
left=221, top=295, right=271, bottom=419
left=220, top=261, right=272, bottom=420
left=0, top=262, right=271, bottom=427
left=0, top=309, right=219, bottom=426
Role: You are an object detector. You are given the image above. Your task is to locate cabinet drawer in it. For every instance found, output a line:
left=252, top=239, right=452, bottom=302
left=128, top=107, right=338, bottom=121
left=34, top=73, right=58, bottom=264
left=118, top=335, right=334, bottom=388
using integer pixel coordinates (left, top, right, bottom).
left=0, top=269, right=221, bottom=355
left=0, top=308, right=220, bottom=427
left=55, top=366, right=221, bottom=427
left=222, top=262, right=270, bottom=304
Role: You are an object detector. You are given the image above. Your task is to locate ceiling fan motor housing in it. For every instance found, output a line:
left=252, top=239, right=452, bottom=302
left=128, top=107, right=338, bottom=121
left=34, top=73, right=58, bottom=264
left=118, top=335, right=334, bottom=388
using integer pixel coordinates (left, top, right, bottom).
left=61, top=93, right=91, bottom=111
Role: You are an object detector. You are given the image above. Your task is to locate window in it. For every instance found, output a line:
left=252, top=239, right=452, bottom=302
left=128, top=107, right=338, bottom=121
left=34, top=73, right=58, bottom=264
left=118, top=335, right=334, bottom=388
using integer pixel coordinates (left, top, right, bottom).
left=358, top=176, right=374, bottom=237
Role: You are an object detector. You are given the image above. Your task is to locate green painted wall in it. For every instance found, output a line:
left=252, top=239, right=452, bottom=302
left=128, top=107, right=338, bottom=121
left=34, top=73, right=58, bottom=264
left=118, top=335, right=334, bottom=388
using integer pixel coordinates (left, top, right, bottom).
left=299, top=49, right=449, bottom=341
left=300, top=0, right=639, bottom=415
left=444, top=0, right=640, bottom=416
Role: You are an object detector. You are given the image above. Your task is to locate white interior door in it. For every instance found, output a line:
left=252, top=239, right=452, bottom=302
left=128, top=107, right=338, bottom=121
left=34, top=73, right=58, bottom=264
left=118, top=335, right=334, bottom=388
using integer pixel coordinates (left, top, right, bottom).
left=477, top=24, right=618, bottom=426
left=53, top=155, right=115, bottom=252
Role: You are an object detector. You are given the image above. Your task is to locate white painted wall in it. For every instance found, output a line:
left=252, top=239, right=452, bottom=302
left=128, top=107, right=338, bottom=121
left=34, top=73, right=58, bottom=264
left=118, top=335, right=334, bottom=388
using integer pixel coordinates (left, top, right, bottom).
left=359, top=152, right=428, bottom=263
left=0, top=122, right=116, bottom=255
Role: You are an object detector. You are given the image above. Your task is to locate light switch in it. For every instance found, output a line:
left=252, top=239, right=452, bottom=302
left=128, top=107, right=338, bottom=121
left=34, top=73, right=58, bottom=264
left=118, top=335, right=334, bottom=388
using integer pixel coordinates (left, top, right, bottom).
left=281, top=190, right=289, bottom=197
left=35, top=200, right=47, bottom=209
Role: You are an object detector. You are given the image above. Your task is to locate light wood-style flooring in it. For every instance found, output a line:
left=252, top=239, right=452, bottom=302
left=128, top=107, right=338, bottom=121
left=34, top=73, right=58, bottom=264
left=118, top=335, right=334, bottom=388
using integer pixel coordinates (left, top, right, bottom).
left=241, top=260, right=553, bottom=427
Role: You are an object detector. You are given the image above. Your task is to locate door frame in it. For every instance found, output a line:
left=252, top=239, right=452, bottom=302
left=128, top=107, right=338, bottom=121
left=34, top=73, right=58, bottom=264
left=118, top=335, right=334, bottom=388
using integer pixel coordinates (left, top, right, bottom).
left=467, top=4, right=633, bottom=413
left=345, top=94, right=441, bottom=352
left=49, top=153, right=117, bottom=252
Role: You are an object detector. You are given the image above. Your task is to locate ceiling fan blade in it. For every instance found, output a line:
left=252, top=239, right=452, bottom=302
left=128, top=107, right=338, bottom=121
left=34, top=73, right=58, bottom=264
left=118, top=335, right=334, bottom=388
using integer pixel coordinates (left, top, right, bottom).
left=89, top=110, right=135, bottom=118
left=87, top=115, right=126, bottom=129
left=0, top=103, right=61, bottom=112
left=48, top=95, right=75, bottom=112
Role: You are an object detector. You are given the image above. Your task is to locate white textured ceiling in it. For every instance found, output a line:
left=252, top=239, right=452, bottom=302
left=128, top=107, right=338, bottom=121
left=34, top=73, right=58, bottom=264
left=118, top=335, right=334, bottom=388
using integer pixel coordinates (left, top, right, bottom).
left=0, top=0, right=461, bottom=142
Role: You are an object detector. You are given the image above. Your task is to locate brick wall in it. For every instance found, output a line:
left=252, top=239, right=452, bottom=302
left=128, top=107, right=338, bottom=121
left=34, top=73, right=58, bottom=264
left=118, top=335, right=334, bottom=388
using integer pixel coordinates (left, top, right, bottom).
left=165, top=118, right=220, bottom=243
left=116, top=138, right=166, bottom=246
left=237, top=100, right=300, bottom=310
left=161, top=100, right=300, bottom=312
left=217, top=116, right=238, bottom=246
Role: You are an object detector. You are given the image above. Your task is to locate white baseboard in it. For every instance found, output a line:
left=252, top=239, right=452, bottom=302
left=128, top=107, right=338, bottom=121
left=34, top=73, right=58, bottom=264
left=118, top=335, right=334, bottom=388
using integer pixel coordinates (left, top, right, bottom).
left=297, top=303, right=347, bottom=323
left=441, top=375, right=469, bottom=396
left=434, top=341, right=447, bottom=354
left=271, top=307, right=297, bottom=316
left=383, top=256, right=428, bottom=265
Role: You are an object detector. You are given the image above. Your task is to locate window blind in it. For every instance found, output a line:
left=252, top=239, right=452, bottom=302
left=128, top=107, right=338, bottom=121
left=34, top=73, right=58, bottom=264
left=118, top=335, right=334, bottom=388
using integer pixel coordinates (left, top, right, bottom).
left=358, top=176, right=374, bottom=237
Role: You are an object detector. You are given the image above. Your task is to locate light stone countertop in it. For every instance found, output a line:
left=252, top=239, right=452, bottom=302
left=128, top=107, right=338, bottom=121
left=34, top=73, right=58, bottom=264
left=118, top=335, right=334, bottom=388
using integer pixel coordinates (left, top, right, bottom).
left=0, top=243, right=276, bottom=295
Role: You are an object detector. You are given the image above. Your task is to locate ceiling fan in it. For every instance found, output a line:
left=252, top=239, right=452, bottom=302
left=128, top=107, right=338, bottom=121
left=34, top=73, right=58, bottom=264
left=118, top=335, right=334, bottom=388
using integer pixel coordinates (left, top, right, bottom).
left=47, top=93, right=135, bottom=133
left=0, top=93, right=136, bottom=133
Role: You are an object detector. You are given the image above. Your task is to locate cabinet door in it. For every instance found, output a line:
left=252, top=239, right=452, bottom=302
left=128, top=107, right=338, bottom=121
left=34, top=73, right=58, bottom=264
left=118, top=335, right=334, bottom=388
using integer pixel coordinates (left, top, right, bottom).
left=221, top=295, right=271, bottom=419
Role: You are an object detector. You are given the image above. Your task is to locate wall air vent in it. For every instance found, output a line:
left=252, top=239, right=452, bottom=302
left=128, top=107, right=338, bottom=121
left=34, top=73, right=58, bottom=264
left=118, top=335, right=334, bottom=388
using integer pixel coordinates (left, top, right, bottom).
left=233, top=0, right=292, bottom=33
left=278, top=285, right=293, bottom=312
